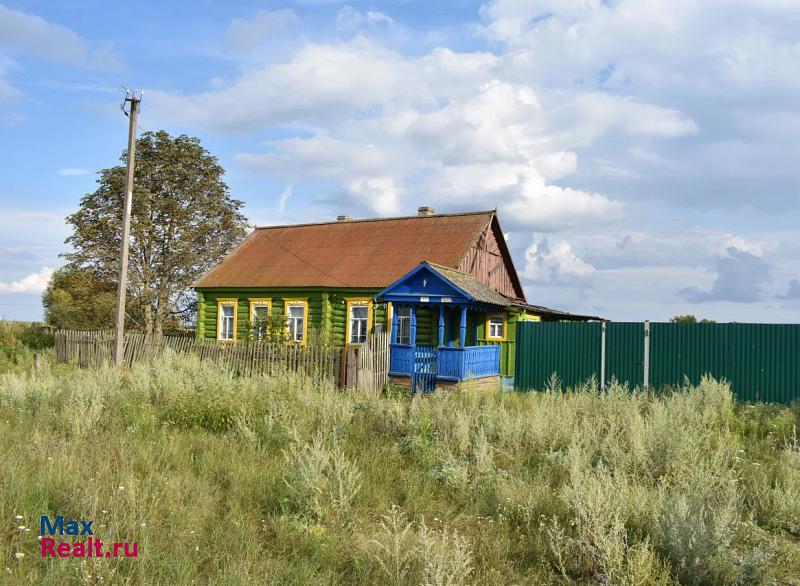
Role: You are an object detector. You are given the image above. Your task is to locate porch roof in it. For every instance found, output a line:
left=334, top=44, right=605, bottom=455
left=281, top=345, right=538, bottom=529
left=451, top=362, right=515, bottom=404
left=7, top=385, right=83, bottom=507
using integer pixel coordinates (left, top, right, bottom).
left=424, top=263, right=513, bottom=307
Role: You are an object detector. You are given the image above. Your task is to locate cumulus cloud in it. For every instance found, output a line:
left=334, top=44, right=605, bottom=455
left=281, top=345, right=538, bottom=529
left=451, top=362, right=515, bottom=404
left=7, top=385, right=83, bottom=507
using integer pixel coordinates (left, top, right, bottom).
left=776, top=279, right=800, bottom=300
left=142, top=0, right=800, bottom=320
left=0, top=4, right=122, bottom=70
left=523, top=237, right=596, bottom=284
left=0, top=266, right=53, bottom=294
left=336, top=7, right=393, bottom=30
left=679, top=247, right=772, bottom=303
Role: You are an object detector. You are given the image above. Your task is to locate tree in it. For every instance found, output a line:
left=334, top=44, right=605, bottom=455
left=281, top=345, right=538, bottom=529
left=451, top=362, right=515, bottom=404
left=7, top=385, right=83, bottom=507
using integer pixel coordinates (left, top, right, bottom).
left=64, top=131, right=249, bottom=334
left=42, top=267, right=118, bottom=330
left=670, top=315, right=716, bottom=324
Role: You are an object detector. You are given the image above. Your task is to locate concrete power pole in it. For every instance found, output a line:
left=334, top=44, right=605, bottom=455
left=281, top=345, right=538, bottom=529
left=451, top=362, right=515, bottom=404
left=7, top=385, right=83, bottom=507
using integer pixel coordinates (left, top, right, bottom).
left=113, top=90, right=141, bottom=368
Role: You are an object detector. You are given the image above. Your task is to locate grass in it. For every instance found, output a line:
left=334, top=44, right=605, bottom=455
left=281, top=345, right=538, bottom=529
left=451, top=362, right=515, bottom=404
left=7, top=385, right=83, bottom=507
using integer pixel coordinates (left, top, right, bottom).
left=0, top=346, right=799, bottom=584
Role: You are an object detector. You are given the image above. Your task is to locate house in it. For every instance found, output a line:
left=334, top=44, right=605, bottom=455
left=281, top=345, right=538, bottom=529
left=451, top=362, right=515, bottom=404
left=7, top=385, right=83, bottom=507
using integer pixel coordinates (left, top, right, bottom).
left=193, top=207, right=598, bottom=391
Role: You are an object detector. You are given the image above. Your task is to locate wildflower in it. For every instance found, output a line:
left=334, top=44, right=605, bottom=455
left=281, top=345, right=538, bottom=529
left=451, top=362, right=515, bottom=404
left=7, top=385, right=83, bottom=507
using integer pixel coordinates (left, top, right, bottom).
left=17, top=526, right=25, bottom=532
left=195, top=546, right=200, bottom=552
left=14, top=553, right=24, bottom=560
left=101, top=510, right=108, bottom=514
left=118, top=486, right=125, bottom=491
left=15, top=515, right=23, bottom=520
left=140, top=522, right=146, bottom=527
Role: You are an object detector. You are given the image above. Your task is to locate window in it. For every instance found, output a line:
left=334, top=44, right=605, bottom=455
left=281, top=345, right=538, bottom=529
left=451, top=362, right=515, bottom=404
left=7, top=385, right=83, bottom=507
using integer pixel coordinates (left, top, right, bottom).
left=217, top=299, right=237, bottom=341
left=346, top=299, right=372, bottom=345
left=285, top=300, right=307, bottom=344
left=487, top=315, right=505, bottom=340
left=249, top=299, right=271, bottom=340
left=396, top=306, right=411, bottom=345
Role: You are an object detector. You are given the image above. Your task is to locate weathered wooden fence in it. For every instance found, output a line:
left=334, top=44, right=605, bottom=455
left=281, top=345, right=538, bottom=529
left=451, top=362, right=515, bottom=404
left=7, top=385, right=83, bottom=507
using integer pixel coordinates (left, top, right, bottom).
left=354, top=330, right=390, bottom=393
left=54, top=330, right=390, bottom=391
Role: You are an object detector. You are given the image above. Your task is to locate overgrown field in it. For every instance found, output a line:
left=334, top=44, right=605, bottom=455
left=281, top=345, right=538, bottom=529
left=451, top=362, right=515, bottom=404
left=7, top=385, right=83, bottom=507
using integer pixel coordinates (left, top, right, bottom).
left=1, top=351, right=800, bottom=584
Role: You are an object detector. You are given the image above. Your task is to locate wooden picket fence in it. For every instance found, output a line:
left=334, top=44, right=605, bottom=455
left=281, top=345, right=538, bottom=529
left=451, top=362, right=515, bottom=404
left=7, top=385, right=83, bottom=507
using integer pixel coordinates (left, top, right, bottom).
left=53, top=330, right=390, bottom=391
left=355, top=330, right=390, bottom=393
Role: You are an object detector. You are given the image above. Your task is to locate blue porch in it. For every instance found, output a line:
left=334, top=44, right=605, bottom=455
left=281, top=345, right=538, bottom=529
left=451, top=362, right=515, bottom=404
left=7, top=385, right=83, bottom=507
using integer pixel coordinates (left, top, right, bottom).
left=378, top=262, right=504, bottom=391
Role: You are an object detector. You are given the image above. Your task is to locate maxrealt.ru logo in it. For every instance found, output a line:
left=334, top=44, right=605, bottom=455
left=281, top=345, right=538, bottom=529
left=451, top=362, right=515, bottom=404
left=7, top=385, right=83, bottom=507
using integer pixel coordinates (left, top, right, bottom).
left=40, top=515, right=139, bottom=558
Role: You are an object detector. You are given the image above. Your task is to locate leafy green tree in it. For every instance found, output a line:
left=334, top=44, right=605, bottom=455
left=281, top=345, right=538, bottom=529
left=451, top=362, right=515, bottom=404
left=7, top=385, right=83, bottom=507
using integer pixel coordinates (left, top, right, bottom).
left=670, top=315, right=716, bottom=324
left=42, top=267, right=118, bottom=329
left=64, top=131, right=249, bottom=334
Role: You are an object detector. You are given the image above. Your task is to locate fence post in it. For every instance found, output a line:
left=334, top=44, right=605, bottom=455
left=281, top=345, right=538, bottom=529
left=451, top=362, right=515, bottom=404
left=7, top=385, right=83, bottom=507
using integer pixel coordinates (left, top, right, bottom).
left=600, top=321, right=606, bottom=390
left=643, top=320, right=650, bottom=388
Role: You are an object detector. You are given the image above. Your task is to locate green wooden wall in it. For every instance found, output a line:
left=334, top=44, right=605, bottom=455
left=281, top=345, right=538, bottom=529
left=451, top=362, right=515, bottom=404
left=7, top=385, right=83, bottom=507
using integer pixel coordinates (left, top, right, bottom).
left=196, top=287, right=389, bottom=346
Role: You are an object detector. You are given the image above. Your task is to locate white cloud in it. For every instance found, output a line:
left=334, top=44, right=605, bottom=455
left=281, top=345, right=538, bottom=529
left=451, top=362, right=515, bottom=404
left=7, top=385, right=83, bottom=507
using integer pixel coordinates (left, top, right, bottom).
left=0, top=266, right=53, bottom=294
left=56, top=168, right=89, bottom=176
left=0, top=5, right=123, bottom=70
left=523, top=237, right=596, bottom=284
left=145, top=0, right=800, bottom=320
left=344, top=176, right=402, bottom=216
left=277, top=184, right=293, bottom=215
left=679, top=247, right=772, bottom=303
left=226, top=9, right=298, bottom=51
left=336, top=7, right=394, bottom=30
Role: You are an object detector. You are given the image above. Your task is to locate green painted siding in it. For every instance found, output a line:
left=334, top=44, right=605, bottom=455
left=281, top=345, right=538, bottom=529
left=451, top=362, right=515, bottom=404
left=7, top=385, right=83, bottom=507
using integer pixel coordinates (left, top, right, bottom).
left=197, top=287, right=388, bottom=344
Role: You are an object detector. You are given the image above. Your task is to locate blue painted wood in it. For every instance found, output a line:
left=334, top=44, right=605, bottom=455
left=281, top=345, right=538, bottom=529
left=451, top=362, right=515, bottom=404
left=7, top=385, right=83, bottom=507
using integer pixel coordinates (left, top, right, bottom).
left=463, top=345, right=500, bottom=378
left=391, top=304, right=398, bottom=344
left=413, top=345, right=437, bottom=394
left=389, top=344, right=414, bottom=375
left=438, top=306, right=445, bottom=348
left=459, top=306, right=467, bottom=348
left=437, top=347, right=463, bottom=379
left=410, top=305, right=417, bottom=347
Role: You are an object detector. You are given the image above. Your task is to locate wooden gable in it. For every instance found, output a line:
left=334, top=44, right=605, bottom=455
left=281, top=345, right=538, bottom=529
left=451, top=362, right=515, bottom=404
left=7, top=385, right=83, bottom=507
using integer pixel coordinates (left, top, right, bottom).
left=457, top=215, right=526, bottom=302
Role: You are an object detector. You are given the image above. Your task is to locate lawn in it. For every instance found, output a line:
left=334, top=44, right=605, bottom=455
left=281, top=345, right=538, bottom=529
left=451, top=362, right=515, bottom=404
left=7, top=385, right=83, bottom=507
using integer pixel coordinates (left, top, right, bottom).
left=1, top=331, right=799, bottom=584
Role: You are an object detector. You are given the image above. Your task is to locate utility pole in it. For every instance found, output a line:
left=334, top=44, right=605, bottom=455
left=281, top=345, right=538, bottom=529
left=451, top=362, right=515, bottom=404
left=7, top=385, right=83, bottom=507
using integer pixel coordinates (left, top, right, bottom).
left=113, top=90, right=142, bottom=368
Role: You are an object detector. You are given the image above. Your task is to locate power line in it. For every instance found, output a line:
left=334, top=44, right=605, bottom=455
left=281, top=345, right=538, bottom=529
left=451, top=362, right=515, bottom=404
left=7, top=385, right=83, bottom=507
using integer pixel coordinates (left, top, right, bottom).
left=261, top=231, right=349, bottom=287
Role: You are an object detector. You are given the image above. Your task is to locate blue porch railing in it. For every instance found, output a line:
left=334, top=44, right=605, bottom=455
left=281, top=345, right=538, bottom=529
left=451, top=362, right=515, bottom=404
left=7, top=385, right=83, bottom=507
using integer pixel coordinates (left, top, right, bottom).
left=390, top=344, right=500, bottom=381
left=389, top=344, right=414, bottom=375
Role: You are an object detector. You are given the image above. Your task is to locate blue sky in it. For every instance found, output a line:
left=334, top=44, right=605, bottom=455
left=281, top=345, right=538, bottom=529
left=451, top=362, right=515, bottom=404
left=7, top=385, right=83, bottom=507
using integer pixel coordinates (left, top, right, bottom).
left=1, top=0, right=799, bottom=322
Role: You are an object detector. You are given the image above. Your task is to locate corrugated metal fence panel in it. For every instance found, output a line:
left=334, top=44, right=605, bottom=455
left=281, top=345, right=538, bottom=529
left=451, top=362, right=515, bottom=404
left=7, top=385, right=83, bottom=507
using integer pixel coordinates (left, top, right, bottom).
left=515, top=322, right=601, bottom=391
left=605, top=322, right=645, bottom=387
left=650, top=323, right=800, bottom=403
left=515, top=321, right=800, bottom=403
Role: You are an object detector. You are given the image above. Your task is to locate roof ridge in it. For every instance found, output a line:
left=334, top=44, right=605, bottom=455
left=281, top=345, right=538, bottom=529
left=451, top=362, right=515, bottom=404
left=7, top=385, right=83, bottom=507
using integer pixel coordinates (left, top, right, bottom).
left=254, top=210, right=495, bottom=230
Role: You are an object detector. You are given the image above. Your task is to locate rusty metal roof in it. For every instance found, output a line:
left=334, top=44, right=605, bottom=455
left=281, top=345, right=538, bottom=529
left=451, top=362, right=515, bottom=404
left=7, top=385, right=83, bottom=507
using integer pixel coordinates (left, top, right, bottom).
left=195, top=211, right=495, bottom=288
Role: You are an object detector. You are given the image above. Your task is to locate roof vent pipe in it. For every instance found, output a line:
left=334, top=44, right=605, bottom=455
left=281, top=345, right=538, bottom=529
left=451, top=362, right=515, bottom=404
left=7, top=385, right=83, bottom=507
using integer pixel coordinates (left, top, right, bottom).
left=417, top=206, right=435, bottom=216
left=337, top=215, right=352, bottom=222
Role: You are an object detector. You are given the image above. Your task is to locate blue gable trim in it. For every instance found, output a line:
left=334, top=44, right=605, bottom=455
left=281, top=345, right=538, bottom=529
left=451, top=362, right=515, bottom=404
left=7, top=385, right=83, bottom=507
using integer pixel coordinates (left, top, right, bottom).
left=377, top=262, right=474, bottom=305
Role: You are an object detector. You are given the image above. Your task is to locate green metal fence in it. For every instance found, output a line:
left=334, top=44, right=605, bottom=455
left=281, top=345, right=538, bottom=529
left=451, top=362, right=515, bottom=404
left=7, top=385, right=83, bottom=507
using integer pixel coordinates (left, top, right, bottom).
left=515, top=321, right=800, bottom=404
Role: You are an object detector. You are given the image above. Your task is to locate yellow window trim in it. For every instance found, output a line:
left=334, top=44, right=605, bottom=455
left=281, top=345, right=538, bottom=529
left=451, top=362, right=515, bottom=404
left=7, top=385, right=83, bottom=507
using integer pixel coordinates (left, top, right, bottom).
left=345, top=297, right=373, bottom=346
left=284, top=298, right=309, bottom=346
left=486, top=313, right=507, bottom=341
left=248, top=298, right=272, bottom=322
left=386, top=301, right=393, bottom=329
left=217, top=298, right=238, bottom=342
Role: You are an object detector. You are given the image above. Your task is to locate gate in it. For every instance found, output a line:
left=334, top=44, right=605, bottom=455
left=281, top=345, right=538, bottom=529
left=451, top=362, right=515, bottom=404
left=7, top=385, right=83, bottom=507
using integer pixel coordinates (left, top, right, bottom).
left=413, top=345, right=437, bottom=394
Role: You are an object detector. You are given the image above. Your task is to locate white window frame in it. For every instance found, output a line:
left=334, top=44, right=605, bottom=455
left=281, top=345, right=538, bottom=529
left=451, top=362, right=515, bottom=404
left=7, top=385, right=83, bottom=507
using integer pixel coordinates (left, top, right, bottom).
left=249, top=299, right=271, bottom=341
left=487, top=315, right=505, bottom=340
left=348, top=300, right=371, bottom=345
left=285, top=300, right=307, bottom=345
left=217, top=300, right=237, bottom=341
left=396, top=306, right=412, bottom=345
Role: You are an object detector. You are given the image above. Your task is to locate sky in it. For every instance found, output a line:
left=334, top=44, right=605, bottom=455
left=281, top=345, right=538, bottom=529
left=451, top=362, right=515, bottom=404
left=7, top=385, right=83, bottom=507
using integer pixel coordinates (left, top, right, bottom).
left=0, top=0, right=799, bottom=323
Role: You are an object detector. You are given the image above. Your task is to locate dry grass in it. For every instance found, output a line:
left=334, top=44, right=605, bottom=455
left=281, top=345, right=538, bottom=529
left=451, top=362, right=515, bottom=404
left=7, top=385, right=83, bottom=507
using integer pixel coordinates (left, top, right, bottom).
left=1, top=350, right=799, bottom=584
